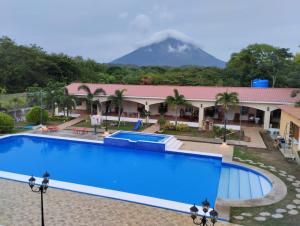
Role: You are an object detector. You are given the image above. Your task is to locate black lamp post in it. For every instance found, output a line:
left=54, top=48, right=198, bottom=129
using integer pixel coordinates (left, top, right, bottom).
left=28, top=171, right=50, bottom=226
left=190, top=199, right=218, bottom=226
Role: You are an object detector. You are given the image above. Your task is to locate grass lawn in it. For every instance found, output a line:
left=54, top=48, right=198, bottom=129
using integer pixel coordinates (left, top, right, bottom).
left=231, top=145, right=300, bottom=226
left=46, top=116, right=74, bottom=125
left=75, top=119, right=152, bottom=131
left=162, top=127, right=242, bottom=140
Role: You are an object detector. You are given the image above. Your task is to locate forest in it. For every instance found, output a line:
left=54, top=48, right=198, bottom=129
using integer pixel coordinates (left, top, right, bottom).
left=0, top=36, right=299, bottom=94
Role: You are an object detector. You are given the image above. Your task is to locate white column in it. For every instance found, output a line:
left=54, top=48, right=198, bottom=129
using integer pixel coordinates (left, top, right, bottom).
left=54, top=103, right=59, bottom=116
left=263, top=110, right=271, bottom=130
left=145, top=104, right=149, bottom=111
left=145, top=104, right=149, bottom=123
left=198, top=105, right=204, bottom=129
left=96, top=104, right=100, bottom=115
left=298, top=132, right=300, bottom=151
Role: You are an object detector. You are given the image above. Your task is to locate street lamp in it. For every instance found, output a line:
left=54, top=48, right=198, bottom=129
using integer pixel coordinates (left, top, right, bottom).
left=28, top=171, right=50, bottom=226
left=190, top=199, right=218, bottom=226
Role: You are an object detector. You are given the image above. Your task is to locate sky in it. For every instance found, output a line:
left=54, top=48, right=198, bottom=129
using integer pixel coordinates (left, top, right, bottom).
left=0, top=0, right=299, bottom=63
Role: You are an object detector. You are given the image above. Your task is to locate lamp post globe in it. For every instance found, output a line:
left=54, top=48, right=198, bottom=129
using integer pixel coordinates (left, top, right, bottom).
left=28, top=176, right=36, bottom=189
left=190, top=199, right=218, bottom=226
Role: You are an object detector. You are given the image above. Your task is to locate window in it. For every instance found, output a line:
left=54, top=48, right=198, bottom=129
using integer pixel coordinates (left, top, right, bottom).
left=76, top=98, right=83, bottom=105
left=241, top=106, right=249, bottom=115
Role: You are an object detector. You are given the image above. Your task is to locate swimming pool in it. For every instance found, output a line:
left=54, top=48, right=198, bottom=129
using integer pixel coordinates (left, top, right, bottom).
left=109, top=131, right=169, bottom=142
left=0, top=134, right=222, bottom=210
left=0, top=134, right=272, bottom=213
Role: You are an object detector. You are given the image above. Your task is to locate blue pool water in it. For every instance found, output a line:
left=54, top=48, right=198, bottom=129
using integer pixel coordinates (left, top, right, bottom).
left=110, top=131, right=168, bottom=142
left=0, top=135, right=222, bottom=206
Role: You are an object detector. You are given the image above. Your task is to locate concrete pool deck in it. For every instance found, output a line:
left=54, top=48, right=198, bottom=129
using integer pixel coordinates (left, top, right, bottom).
left=180, top=141, right=234, bottom=161
left=0, top=179, right=240, bottom=226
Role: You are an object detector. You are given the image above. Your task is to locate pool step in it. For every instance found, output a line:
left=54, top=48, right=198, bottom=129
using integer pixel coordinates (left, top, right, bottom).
left=165, top=137, right=183, bottom=150
left=217, top=166, right=272, bottom=200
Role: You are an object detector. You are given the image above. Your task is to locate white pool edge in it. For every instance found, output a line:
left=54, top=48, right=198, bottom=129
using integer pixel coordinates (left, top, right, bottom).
left=0, top=170, right=213, bottom=216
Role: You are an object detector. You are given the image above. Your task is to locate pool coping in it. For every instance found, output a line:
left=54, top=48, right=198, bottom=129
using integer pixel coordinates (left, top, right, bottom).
left=0, top=133, right=286, bottom=220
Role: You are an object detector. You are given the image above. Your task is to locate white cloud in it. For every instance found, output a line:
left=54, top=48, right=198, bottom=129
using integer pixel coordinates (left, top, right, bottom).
left=118, top=12, right=128, bottom=19
left=138, top=29, right=201, bottom=48
left=130, top=14, right=152, bottom=34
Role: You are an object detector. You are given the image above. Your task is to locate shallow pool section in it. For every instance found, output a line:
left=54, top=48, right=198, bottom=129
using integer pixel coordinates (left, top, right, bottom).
left=110, top=131, right=169, bottom=142
left=104, top=131, right=171, bottom=152
left=217, top=163, right=272, bottom=200
left=0, top=134, right=222, bottom=207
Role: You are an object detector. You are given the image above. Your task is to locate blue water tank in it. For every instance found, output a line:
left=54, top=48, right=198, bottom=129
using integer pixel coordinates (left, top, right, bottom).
left=251, top=79, right=269, bottom=88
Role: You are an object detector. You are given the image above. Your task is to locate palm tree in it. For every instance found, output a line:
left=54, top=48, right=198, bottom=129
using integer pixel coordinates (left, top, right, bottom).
left=77, top=84, right=106, bottom=115
left=108, top=89, right=126, bottom=127
left=59, top=89, right=77, bottom=117
left=11, top=97, right=25, bottom=120
left=44, top=82, right=65, bottom=116
left=165, top=89, right=190, bottom=126
left=215, top=91, right=239, bottom=143
left=0, top=87, right=6, bottom=95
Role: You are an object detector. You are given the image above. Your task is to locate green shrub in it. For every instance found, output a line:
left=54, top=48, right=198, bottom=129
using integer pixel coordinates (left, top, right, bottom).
left=157, top=116, right=167, bottom=129
left=212, top=126, right=234, bottom=137
left=176, top=123, right=190, bottom=132
left=164, top=121, right=176, bottom=130
left=26, top=106, right=49, bottom=125
left=0, top=112, right=14, bottom=133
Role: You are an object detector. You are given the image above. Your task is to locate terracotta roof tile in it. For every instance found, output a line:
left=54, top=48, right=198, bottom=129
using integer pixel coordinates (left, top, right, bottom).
left=66, top=83, right=297, bottom=104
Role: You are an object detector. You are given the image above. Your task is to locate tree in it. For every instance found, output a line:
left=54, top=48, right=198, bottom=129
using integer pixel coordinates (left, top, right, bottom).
left=77, top=84, right=106, bottom=114
left=11, top=97, right=26, bottom=119
left=26, top=84, right=44, bottom=107
left=26, top=106, right=49, bottom=125
left=59, top=89, right=77, bottom=117
left=294, top=53, right=300, bottom=64
left=215, top=91, right=239, bottom=143
left=227, top=44, right=293, bottom=87
left=0, top=87, right=6, bottom=95
left=165, top=89, right=190, bottom=126
left=44, top=81, right=65, bottom=115
left=291, top=89, right=300, bottom=107
left=108, top=89, right=126, bottom=127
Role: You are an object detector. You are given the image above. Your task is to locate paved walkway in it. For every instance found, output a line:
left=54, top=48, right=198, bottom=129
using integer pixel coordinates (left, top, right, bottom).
left=31, top=129, right=103, bottom=141
left=142, top=123, right=160, bottom=133
left=180, top=142, right=234, bottom=161
left=176, top=127, right=266, bottom=149
left=0, top=179, right=239, bottom=226
left=231, top=127, right=266, bottom=149
left=57, top=116, right=88, bottom=130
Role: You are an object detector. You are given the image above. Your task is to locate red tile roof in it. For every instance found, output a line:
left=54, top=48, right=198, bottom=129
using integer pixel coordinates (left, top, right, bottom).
left=66, top=83, right=297, bottom=104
